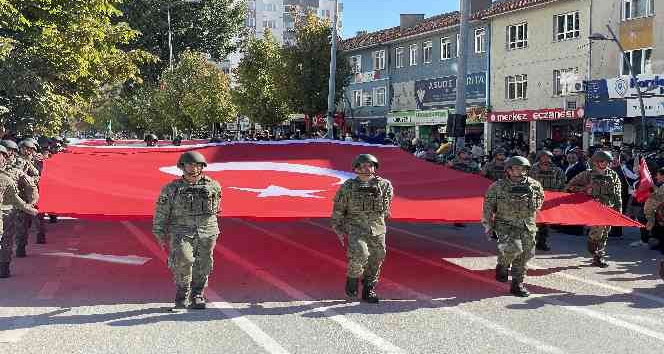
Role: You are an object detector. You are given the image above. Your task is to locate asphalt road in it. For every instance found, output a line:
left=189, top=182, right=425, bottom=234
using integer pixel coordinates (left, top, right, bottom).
left=1, top=218, right=663, bottom=354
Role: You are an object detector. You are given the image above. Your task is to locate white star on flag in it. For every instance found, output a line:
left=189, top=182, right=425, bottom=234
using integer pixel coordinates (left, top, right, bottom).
left=229, top=185, right=325, bottom=198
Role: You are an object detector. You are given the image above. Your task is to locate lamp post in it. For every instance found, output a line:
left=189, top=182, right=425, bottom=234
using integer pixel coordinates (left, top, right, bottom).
left=325, top=0, right=339, bottom=139
left=167, top=0, right=201, bottom=71
left=589, top=24, right=648, bottom=146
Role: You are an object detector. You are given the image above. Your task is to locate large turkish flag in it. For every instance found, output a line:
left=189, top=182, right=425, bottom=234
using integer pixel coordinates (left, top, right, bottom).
left=38, top=140, right=640, bottom=226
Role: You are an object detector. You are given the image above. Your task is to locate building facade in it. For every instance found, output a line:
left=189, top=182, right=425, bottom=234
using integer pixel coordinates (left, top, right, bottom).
left=341, top=1, right=493, bottom=144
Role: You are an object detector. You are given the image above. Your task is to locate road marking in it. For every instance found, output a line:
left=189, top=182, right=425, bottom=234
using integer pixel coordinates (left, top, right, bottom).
left=215, top=244, right=406, bottom=354
left=388, top=224, right=664, bottom=306
left=354, top=223, right=664, bottom=342
left=241, top=219, right=567, bottom=354
left=121, top=221, right=291, bottom=354
left=0, top=317, right=35, bottom=343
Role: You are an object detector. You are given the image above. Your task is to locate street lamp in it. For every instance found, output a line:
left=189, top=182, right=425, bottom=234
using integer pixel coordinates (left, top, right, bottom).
left=167, top=0, right=201, bottom=71
left=589, top=24, right=648, bottom=146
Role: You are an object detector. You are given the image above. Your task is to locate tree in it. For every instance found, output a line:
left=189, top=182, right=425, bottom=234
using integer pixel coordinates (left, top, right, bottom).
left=281, top=13, right=352, bottom=118
left=0, top=0, right=154, bottom=135
left=234, top=32, right=290, bottom=129
left=118, top=0, right=247, bottom=84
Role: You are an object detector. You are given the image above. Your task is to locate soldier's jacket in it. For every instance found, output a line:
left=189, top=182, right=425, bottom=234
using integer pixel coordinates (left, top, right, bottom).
left=566, top=169, right=622, bottom=212
left=644, top=184, right=664, bottom=225
left=152, top=175, right=222, bottom=242
left=482, top=160, right=506, bottom=181
left=449, top=158, right=480, bottom=174
left=0, top=167, right=38, bottom=210
left=12, top=155, right=40, bottom=184
left=482, top=177, right=544, bottom=234
left=331, top=176, right=394, bottom=237
left=529, top=163, right=565, bottom=191
left=0, top=173, right=35, bottom=230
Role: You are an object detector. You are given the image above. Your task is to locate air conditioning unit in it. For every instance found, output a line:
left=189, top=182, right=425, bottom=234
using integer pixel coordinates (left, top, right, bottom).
left=561, top=72, right=585, bottom=95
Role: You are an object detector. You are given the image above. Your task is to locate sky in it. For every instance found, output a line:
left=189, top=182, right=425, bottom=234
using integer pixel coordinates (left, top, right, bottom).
left=341, top=0, right=459, bottom=39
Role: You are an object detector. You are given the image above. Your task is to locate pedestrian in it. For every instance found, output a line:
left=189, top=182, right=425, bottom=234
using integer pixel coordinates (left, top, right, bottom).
left=0, top=141, right=38, bottom=278
left=529, top=150, right=565, bottom=251
left=152, top=151, right=222, bottom=311
left=448, top=147, right=480, bottom=173
left=13, top=139, right=43, bottom=257
left=566, top=151, right=622, bottom=268
left=644, top=167, right=664, bottom=253
left=145, top=134, right=158, bottom=147
left=481, top=148, right=507, bottom=181
left=482, top=156, right=544, bottom=297
left=331, top=154, right=394, bottom=304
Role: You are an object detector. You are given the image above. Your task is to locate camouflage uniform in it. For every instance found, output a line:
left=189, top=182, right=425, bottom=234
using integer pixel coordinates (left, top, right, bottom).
left=153, top=175, right=222, bottom=307
left=529, top=162, right=566, bottom=250
left=0, top=166, right=37, bottom=268
left=449, top=158, right=480, bottom=174
left=13, top=154, right=44, bottom=253
left=331, top=176, right=394, bottom=292
left=482, top=160, right=506, bottom=181
left=644, top=184, right=664, bottom=228
left=483, top=177, right=544, bottom=286
left=566, top=168, right=622, bottom=260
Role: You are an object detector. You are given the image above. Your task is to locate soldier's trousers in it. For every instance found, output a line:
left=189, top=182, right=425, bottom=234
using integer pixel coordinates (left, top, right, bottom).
left=588, top=226, right=611, bottom=256
left=347, top=233, right=386, bottom=286
left=0, top=210, right=16, bottom=262
left=536, top=224, right=549, bottom=246
left=168, top=234, right=219, bottom=293
left=16, top=212, right=45, bottom=249
left=496, top=227, right=537, bottom=283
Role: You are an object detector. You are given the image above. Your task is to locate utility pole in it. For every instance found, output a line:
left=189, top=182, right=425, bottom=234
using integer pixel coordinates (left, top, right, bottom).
left=454, top=0, right=470, bottom=152
left=325, top=0, right=339, bottom=139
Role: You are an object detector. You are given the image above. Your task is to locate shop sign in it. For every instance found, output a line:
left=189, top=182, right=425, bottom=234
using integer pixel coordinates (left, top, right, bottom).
left=466, top=106, right=488, bottom=124
left=488, top=108, right=584, bottom=123
left=627, top=97, right=664, bottom=117
left=414, top=72, right=486, bottom=109
left=387, top=109, right=450, bottom=125
left=607, top=74, right=664, bottom=99
left=391, top=81, right=417, bottom=111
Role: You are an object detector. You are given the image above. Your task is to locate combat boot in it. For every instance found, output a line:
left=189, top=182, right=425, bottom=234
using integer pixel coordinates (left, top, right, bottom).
left=345, top=277, right=359, bottom=298
left=510, top=281, right=530, bottom=297
left=15, top=246, right=26, bottom=258
left=0, top=262, right=10, bottom=278
left=591, top=255, right=609, bottom=268
left=172, top=286, right=190, bottom=312
left=495, top=264, right=508, bottom=282
left=191, top=294, right=207, bottom=310
left=36, top=233, right=46, bottom=244
left=535, top=242, right=551, bottom=251
left=361, top=280, right=379, bottom=304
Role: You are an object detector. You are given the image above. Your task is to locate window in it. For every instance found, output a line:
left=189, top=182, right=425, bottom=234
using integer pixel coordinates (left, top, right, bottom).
left=395, top=47, right=404, bottom=68
left=456, top=33, right=460, bottom=57
left=373, top=50, right=385, bottom=70
left=423, top=41, right=432, bottom=63
left=409, top=44, right=418, bottom=66
left=622, top=48, right=653, bottom=75
left=352, top=90, right=362, bottom=107
left=506, top=74, right=528, bottom=100
left=266, top=3, right=276, bottom=11
left=440, top=37, right=451, bottom=60
left=507, top=23, right=528, bottom=50
left=349, top=55, right=361, bottom=74
left=373, top=87, right=386, bottom=106
left=247, top=17, right=256, bottom=27
left=553, top=68, right=578, bottom=96
left=555, top=12, right=580, bottom=41
left=623, top=0, right=655, bottom=20
left=363, top=91, right=373, bottom=106
left=262, top=20, right=276, bottom=29
left=321, top=9, right=331, bottom=18
left=474, top=28, right=486, bottom=53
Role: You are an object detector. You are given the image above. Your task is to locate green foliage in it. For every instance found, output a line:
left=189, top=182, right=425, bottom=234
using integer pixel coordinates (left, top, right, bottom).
left=113, top=50, right=236, bottom=136
left=0, top=0, right=155, bottom=135
left=281, top=14, right=351, bottom=117
left=233, top=32, right=290, bottom=128
left=118, top=0, right=247, bottom=84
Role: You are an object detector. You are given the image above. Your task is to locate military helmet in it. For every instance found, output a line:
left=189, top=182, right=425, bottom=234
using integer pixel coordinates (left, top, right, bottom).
left=505, top=156, right=531, bottom=168
left=591, top=150, right=613, bottom=162
left=145, top=134, right=158, bottom=141
left=177, top=151, right=207, bottom=168
left=18, top=139, right=38, bottom=150
left=0, top=145, right=8, bottom=157
left=352, top=154, right=379, bottom=169
left=536, top=150, right=554, bottom=160
left=1, top=140, right=19, bottom=151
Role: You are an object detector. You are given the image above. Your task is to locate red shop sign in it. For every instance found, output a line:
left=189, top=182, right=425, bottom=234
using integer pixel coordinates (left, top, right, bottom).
left=489, top=108, right=584, bottom=123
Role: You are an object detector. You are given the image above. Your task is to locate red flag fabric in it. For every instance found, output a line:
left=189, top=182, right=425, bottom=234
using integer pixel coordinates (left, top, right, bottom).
left=634, top=157, right=654, bottom=203
left=38, top=141, right=641, bottom=227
